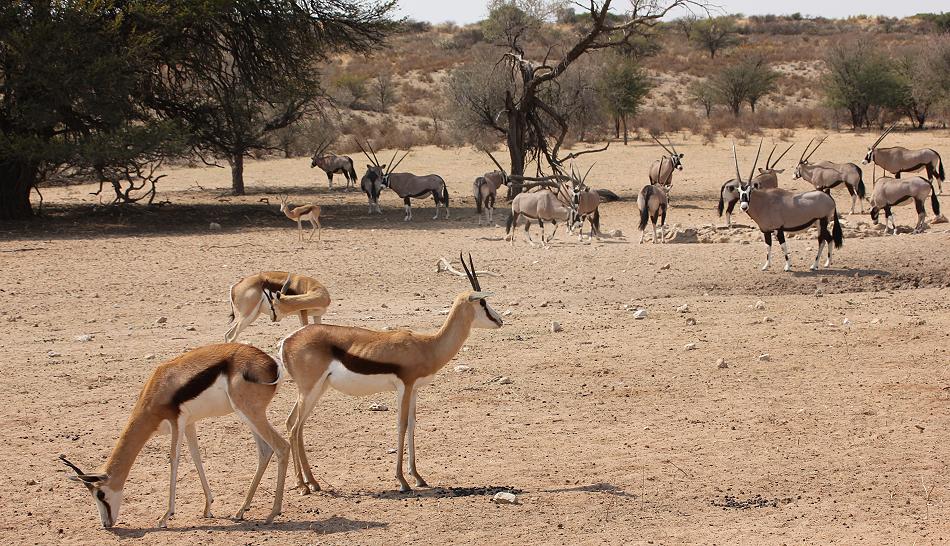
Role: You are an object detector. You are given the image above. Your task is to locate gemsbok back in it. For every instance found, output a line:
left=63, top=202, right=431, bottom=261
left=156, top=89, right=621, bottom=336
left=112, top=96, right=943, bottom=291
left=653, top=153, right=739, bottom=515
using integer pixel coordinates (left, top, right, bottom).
left=61, top=344, right=289, bottom=528
left=869, top=176, right=941, bottom=234
left=279, top=253, right=502, bottom=494
left=734, top=142, right=843, bottom=271
left=793, top=137, right=867, bottom=214
left=357, top=144, right=449, bottom=221
left=505, top=182, right=578, bottom=247
left=863, top=124, right=945, bottom=194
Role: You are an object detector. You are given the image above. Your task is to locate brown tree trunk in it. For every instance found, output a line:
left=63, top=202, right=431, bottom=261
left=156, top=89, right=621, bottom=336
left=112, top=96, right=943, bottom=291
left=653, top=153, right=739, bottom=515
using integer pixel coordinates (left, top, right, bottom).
left=621, top=113, right=628, bottom=145
left=230, top=151, right=245, bottom=195
left=0, top=159, right=37, bottom=221
left=505, top=91, right=528, bottom=199
left=614, top=116, right=620, bottom=139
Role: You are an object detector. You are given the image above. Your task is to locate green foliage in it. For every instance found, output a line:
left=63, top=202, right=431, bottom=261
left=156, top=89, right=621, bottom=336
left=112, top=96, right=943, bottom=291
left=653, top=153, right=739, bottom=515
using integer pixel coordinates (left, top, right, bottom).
left=599, top=57, right=652, bottom=119
left=709, top=56, right=778, bottom=116
left=688, top=17, right=741, bottom=58
left=822, top=40, right=905, bottom=128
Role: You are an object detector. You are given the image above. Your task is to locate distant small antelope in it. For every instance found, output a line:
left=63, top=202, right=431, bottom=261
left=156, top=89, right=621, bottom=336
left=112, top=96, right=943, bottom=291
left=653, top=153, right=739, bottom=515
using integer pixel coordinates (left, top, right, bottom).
left=279, top=194, right=321, bottom=242
left=474, top=152, right=511, bottom=225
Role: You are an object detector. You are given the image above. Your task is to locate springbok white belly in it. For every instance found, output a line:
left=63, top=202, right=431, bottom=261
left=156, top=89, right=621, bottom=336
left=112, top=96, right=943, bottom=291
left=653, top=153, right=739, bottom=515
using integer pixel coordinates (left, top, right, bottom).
left=326, top=360, right=399, bottom=396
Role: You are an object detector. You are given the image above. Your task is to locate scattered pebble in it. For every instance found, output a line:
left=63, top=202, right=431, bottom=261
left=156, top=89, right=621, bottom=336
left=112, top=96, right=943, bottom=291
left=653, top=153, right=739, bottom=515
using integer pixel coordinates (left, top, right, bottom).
left=871, top=318, right=882, bottom=325
left=633, top=309, right=648, bottom=319
left=144, top=354, right=156, bottom=360
left=209, top=222, right=222, bottom=231
left=550, top=321, right=562, bottom=333
left=75, top=334, right=94, bottom=342
left=387, top=448, right=396, bottom=454
left=660, top=263, right=671, bottom=270
left=717, top=358, right=728, bottom=369
left=502, top=309, right=513, bottom=317
left=676, top=304, right=689, bottom=313
left=491, top=492, right=519, bottom=505
left=814, top=287, right=824, bottom=297
left=185, top=326, right=197, bottom=331
left=842, top=318, right=851, bottom=327
left=368, top=403, right=389, bottom=412
left=454, top=365, right=473, bottom=373
left=155, top=317, right=167, bottom=325
left=490, top=376, right=514, bottom=385
left=540, top=301, right=549, bottom=308
left=758, top=354, right=771, bottom=362
left=684, top=343, right=697, bottom=351
left=764, top=316, right=774, bottom=323
left=47, top=351, right=61, bottom=358
left=754, top=300, right=766, bottom=310
left=26, top=479, right=37, bottom=486
left=686, top=317, right=697, bottom=326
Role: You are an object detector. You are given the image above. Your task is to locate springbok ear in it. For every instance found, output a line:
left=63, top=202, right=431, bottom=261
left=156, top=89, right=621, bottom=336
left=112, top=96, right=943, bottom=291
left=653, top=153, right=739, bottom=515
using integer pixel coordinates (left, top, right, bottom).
left=757, top=168, right=765, bottom=173
left=467, top=291, right=493, bottom=301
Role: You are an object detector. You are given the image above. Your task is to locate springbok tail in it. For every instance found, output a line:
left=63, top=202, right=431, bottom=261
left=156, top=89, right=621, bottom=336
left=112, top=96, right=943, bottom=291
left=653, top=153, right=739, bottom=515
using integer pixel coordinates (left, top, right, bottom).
left=856, top=167, right=866, bottom=199
left=832, top=212, right=844, bottom=249
left=226, top=282, right=237, bottom=324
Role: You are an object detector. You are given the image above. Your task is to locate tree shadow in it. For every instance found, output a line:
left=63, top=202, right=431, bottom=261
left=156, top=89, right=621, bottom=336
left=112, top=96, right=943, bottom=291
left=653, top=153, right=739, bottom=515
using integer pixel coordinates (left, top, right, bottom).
left=364, top=484, right=522, bottom=500
left=790, top=267, right=891, bottom=278
left=110, top=515, right=387, bottom=538
left=540, top=482, right=638, bottom=499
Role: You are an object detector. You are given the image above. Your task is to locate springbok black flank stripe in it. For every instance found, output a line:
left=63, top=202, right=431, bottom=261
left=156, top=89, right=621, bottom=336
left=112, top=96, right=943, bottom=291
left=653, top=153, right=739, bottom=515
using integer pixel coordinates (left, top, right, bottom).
left=330, top=346, right=402, bottom=376
left=172, top=362, right=227, bottom=407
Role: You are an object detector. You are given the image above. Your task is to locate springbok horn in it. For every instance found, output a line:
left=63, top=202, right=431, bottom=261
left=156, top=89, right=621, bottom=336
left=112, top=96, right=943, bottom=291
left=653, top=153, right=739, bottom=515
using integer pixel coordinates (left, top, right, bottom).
left=805, top=136, right=827, bottom=162
left=651, top=135, right=673, bottom=156
left=772, top=142, right=795, bottom=168
left=467, top=253, right=481, bottom=291
left=280, top=273, right=292, bottom=295
left=764, top=144, right=776, bottom=170
left=459, top=252, right=476, bottom=291
left=748, top=139, right=763, bottom=182
left=732, top=141, right=743, bottom=182
left=486, top=151, right=507, bottom=176
left=59, top=455, right=86, bottom=475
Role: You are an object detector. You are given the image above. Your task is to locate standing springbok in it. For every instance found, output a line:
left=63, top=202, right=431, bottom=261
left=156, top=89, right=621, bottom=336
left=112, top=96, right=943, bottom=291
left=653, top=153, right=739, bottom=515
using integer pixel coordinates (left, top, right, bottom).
left=279, top=194, right=321, bottom=242
left=869, top=176, right=941, bottom=234
left=310, top=139, right=358, bottom=190
left=474, top=152, right=511, bottom=225
left=505, top=183, right=578, bottom=247
left=280, top=254, right=502, bottom=494
left=719, top=142, right=792, bottom=227
left=60, top=344, right=289, bottom=528
left=863, top=125, right=945, bottom=194
left=793, top=138, right=867, bottom=214
left=637, top=183, right=669, bottom=243
left=225, top=271, right=331, bottom=342
left=734, top=142, right=843, bottom=271
left=649, top=135, right=684, bottom=198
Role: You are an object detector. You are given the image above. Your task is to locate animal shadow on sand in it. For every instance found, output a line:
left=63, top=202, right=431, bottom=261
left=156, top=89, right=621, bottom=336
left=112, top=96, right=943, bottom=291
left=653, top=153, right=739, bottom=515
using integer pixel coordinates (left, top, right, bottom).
left=789, top=267, right=890, bottom=279
left=368, top=484, right=523, bottom=500
left=111, top=515, right=387, bottom=538
left=541, top=482, right=638, bottom=499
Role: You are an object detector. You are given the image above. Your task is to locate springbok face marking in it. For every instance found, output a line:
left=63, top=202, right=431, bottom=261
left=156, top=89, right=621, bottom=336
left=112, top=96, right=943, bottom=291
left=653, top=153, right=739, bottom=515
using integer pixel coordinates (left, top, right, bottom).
left=460, top=253, right=502, bottom=329
left=62, top=457, right=122, bottom=528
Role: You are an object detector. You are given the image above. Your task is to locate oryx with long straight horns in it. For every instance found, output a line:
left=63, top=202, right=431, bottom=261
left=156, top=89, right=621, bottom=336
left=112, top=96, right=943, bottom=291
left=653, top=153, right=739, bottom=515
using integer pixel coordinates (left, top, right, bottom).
left=225, top=271, right=331, bottom=342
left=60, top=343, right=289, bottom=528
left=310, top=138, right=358, bottom=190
left=734, top=141, right=843, bottom=271
left=649, top=134, right=685, bottom=198
left=863, top=124, right=945, bottom=194
left=793, top=137, right=867, bottom=214
left=279, top=253, right=502, bottom=494
left=719, top=141, right=794, bottom=227
left=359, top=144, right=449, bottom=221
left=869, top=176, right=942, bottom=234
left=474, top=151, right=511, bottom=225
left=567, top=163, right=604, bottom=241
left=505, top=175, right=579, bottom=248
left=356, top=139, right=386, bottom=214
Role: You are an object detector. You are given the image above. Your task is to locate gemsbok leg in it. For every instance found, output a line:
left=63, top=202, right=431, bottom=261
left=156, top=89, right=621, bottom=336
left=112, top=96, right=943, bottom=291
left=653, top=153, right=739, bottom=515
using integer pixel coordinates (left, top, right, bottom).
left=776, top=230, right=791, bottom=271
left=761, top=231, right=773, bottom=271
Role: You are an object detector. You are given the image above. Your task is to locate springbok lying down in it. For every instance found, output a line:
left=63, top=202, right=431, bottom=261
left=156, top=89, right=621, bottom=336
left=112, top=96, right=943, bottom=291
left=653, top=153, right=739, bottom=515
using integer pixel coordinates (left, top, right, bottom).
left=505, top=188, right=577, bottom=247
left=870, top=176, right=941, bottom=234
left=225, top=272, right=331, bottom=342
left=733, top=142, right=843, bottom=271
left=794, top=138, right=866, bottom=214
left=863, top=124, right=945, bottom=194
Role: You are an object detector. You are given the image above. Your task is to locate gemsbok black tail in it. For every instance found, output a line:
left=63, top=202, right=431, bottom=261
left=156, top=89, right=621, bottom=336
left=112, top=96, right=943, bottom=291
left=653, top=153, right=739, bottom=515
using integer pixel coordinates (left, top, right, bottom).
left=932, top=150, right=945, bottom=182
left=832, top=212, right=844, bottom=249
left=347, top=160, right=358, bottom=184
left=475, top=177, right=485, bottom=214
left=506, top=212, right=516, bottom=234
left=931, top=184, right=941, bottom=216
left=856, top=166, right=866, bottom=199
left=638, top=185, right=654, bottom=231
left=441, top=180, right=450, bottom=207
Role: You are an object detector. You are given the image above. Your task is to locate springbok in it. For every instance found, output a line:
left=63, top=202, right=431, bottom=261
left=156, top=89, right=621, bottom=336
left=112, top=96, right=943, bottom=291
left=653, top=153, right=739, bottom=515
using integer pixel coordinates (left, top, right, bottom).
left=869, top=176, right=941, bottom=234
left=719, top=142, right=793, bottom=227
left=649, top=135, right=684, bottom=198
left=280, top=253, right=502, bottom=494
left=474, top=152, right=511, bottom=225
left=60, top=344, right=289, bottom=528
left=310, top=139, right=358, bottom=190
left=278, top=194, right=321, bottom=242
left=505, top=183, right=578, bottom=247
left=793, top=138, right=867, bottom=214
left=638, top=183, right=669, bottom=244
left=863, top=125, right=945, bottom=194
left=358, top=143, right=449, bottom=221
left=734, top=142, right=843, bottom=271
left=225, top=271, right=331, bottom=342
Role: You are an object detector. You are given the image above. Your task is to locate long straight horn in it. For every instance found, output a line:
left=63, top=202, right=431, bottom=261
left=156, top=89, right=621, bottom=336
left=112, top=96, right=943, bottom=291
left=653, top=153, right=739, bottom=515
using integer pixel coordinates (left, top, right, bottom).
left=666, top=135, right=678, bottom=155
left=804, top=136, right=826, bottom=162
left=356, top=140, right=378, bottom=167
left=388, top=151, right=410, bottom=175
left=799, top=138, right=814, bottom=164
left=467, top=253, right=481, bottom=291
left=772, top=142, right=795, bottom=168
left=872, top=122, right=896, bottom=149
left=732, top=141, right=743, bottom=182
left=651, top=134, right=673, bottom=155
left=748, top=139, right=763, bottom=182
left=486, top=151, right=507, bottom=176
left=459, top=252, right=477, bottom=291
left=764, top=144, right=776, bottom=170
left=366, top=139, right=381, bottom=166
left=582, top=162, right=596, bottom=186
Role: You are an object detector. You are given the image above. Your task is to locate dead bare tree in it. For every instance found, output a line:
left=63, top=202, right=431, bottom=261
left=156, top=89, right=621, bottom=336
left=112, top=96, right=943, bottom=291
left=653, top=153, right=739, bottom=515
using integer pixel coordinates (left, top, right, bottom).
left=488, top=0, right=709, bottom=196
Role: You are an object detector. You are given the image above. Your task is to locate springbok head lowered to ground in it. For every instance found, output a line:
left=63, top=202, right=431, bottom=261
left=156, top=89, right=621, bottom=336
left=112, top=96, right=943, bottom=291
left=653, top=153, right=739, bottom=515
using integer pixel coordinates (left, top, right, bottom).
left=61, top=455, right=120, bottom=528
left=862, top=123, right=897, bottom=165
left=261, top=273, right=293, bottom=322
left=792, top=137, right=826, bottom=179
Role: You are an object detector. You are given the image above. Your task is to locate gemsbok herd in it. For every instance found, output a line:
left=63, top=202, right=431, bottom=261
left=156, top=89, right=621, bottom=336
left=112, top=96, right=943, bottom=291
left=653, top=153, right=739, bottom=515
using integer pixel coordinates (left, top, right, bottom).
left=61, top=126, right=944, bottom=529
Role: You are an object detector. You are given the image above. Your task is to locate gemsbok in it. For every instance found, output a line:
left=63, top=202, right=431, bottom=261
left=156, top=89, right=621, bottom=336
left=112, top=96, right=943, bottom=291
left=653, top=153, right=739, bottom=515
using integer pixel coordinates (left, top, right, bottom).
left=863, top=124, right=945, bottom=194
left=719, top=141, right=791, bottom=227
left=649, top=134, right=684, bottom=198
left=793, top=138, right=867, bottom=214
left=637, top=183, right=669, bottom=244
left=60, top=344, right=289, bottom=528
left=279, top=254, right=502, bottom=494
left=474, top=152, right=510, bottom=225
left=567, top=164, right=604, bottom=241
left=358, top=142, right=449, bottom=221
left=225, top=271, right=331, bottom=342
left=505, top=183, right=578, bottom=247
left=278, top=194, right=321, bottom=242
left=310, top=139, right=358, bottom=190
left=734, top=142, right=843, bottom=271
left=869, top=176, right=941, bottom=234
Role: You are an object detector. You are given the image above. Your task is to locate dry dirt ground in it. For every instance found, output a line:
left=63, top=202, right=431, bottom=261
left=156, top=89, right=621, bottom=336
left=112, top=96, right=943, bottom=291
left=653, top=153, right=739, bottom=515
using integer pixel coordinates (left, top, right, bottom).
left=2, top=129, right=950, bottom=545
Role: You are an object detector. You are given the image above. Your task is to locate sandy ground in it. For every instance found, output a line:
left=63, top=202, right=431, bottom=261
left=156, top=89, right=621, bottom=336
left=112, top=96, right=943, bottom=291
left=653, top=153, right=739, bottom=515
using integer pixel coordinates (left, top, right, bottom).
left=2, top=129, right=950, bottom=545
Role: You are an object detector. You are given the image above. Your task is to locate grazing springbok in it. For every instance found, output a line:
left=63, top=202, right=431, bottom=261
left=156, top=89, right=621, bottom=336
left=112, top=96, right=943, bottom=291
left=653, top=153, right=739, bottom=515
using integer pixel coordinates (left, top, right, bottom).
left=505, top=183, right=578, bottom=247
left=863, top=125, right=945, bottom=194
left=310, top=139, right=358, bottom=190
left=719, top=142, right=792, bottom=227
left=474, top=152, right=511, bottom=225
left=278, top=194, right=321, bottom=242
left=793, top=138, right=867, bottom=214
left=280, top=253, right=502, bottom=494
left=60, top=344, right=289, bottom=528
left=649, top=135, right=684, bottom=198
left=225, top=271, right=331, bottom=342
left=734, top=142, right=843, bottom=271
left=869, top=176, right=941, bottom=234
left=637, top=183, right=669, bottom=244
